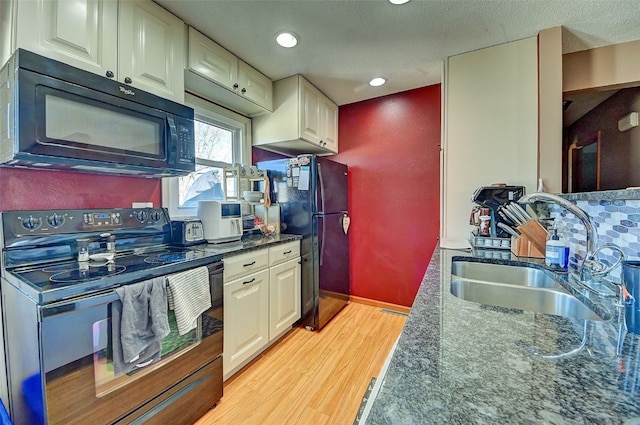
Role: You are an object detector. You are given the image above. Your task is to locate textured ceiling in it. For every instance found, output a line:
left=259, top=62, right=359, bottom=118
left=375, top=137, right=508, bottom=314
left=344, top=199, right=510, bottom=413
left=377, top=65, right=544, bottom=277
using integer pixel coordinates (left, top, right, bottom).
left=156, top=0, right=640, bottom=106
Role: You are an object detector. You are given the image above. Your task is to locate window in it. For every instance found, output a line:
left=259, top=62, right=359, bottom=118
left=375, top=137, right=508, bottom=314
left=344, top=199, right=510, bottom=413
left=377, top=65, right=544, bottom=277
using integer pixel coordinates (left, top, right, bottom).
left=163, top=93, right=251, bottom=218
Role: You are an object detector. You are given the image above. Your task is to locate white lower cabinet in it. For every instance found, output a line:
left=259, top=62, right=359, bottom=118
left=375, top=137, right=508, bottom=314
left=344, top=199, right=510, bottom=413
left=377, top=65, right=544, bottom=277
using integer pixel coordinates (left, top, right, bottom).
left=223, top=268, right=270, bottom=378
left=269, top=258, right=301, bottom=340
left=223, top=241, right=301, bottom=380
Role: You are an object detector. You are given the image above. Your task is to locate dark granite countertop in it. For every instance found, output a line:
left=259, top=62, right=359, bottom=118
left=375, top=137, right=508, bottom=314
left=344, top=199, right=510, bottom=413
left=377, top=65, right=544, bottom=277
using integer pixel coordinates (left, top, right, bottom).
left=365, top=247, right=640, bottom=424
left=197, top=233, right=302, bottom=258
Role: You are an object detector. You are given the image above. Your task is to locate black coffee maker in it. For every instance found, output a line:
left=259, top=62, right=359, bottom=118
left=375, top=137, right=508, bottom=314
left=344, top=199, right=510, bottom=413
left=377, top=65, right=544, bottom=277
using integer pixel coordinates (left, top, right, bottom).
left=471, top=185, right=525, bottom=238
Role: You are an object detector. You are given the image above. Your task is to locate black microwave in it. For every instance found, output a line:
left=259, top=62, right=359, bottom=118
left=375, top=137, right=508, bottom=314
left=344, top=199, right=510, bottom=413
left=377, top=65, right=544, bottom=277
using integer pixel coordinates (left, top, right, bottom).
left=0, top=49, right=195, bottom=177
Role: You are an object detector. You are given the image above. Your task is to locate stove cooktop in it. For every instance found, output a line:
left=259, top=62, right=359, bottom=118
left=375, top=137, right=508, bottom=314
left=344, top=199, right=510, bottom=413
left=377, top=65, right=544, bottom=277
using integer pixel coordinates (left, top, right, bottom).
left=5, top=245, right=223, bottom=304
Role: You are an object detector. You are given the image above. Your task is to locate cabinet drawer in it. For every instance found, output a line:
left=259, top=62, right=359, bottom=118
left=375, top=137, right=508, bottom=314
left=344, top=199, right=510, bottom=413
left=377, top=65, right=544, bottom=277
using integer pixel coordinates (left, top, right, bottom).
left=223, top=248, right=269, bottom=282
left=269, top=241, right=301, bottom=266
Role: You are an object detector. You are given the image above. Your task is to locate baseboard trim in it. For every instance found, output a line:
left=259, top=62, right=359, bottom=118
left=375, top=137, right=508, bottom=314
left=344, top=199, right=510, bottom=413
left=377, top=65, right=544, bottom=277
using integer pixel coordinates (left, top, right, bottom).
left=349, top=296, right=411, bottom=314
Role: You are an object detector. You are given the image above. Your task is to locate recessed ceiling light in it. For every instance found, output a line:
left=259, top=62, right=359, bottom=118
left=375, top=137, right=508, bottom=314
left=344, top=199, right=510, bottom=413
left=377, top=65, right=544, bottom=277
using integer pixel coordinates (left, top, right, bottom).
left=389, top=0, right=411, bottom=4
left=275, top=32, right=298, bottom=48
left=369, top=77, right=387, bottom=87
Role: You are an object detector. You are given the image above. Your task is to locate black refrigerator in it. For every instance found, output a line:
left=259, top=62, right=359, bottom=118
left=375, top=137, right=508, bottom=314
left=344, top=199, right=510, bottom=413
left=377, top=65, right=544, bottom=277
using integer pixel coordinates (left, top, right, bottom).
left=257, top=154, right=350, bottom=331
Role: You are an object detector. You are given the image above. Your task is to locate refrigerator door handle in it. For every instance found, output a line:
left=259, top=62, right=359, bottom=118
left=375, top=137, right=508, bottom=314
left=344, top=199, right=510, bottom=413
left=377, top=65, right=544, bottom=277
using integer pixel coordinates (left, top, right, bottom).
left=318, top=162, right=325, bottom=214
left=320, top=215, right=326, bottom=266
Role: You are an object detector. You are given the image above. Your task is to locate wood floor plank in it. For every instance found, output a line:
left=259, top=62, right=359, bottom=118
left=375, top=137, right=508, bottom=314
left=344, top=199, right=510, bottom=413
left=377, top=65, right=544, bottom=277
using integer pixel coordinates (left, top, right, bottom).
left=194, top=302, right=406, bottom=425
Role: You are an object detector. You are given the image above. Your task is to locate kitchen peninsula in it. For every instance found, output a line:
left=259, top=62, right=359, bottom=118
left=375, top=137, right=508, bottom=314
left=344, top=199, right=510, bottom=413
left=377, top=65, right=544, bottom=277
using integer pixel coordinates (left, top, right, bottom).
left=365, top=248, right=640, bottom=424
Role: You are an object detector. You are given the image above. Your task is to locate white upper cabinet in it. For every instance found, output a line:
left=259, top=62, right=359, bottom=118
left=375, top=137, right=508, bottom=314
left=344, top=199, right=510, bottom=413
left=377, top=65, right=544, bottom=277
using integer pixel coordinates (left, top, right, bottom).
left=187, top=27, right=273, bottom=116
left=237, top=60, right=273, bottom=110
left=188, top=27, right=238, bottom=92
left=118, top=1, right=185, bottom=103
left=320, top=95, right=338, bottom=152
left=3, top=0, right=185, bottom=103
left=253, top=75, right=339, bottom=156
left=10, top=0, right=118, bottom=77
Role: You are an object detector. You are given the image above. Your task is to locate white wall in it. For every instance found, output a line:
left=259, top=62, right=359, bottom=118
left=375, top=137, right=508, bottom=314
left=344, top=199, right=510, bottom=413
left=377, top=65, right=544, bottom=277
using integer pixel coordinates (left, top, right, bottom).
left=441, top=37, right=539, bottom=248
left=538, top=27, right=563, bottom=194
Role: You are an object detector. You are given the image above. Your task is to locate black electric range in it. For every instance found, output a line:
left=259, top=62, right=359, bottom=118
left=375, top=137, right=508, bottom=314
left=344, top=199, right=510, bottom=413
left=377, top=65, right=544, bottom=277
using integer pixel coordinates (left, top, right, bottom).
left=0, top=208, right=223, bottom=304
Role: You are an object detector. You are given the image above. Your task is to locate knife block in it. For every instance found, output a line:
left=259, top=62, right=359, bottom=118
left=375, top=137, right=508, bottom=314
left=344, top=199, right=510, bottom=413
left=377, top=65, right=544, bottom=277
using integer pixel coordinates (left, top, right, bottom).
left=511, top=220, right=548, bottom=259
left=511, top=235, right=545, bottom=258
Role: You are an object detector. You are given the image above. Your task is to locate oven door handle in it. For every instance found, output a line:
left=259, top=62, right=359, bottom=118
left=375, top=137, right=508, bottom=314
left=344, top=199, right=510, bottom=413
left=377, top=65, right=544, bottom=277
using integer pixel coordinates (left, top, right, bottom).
left=41, top=290, right=120, bottom=318
left=135, top=359, right=155, bottom=368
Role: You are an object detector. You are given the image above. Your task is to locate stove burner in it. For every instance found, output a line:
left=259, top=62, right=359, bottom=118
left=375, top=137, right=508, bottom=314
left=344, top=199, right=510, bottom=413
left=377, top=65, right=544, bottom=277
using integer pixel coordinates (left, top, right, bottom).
left=43, top=264, right=79, bottom=273
left=49, top=265, right=127, bottom=283
left=134, top=247, right=170, bottom=256
left=144, top=251, right=199, bottom=264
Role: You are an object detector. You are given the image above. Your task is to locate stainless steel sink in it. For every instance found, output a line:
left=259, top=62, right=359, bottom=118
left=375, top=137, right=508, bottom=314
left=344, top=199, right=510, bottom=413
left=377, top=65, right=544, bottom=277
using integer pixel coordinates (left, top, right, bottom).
left=450, top=260, right=604, bottom=321
left=451, top=261, right=563, bottom=289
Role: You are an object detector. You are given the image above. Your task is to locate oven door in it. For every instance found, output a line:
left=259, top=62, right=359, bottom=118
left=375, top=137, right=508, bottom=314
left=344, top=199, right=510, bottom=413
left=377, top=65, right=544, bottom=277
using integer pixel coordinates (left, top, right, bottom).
left=33, top=266, right=223, bottom=425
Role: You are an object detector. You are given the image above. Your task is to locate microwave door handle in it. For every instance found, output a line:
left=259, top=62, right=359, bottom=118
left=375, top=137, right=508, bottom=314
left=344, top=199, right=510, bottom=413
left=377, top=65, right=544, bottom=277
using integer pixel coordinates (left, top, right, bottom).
left=166, top=115, right=178, bottom=161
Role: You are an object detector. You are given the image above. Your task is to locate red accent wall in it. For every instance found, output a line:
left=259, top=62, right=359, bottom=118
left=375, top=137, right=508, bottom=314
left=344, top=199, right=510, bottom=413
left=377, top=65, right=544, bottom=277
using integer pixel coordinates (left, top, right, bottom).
left=332, top=85, right=441, bottom=307
left=0, top=168, right=161, bottom=211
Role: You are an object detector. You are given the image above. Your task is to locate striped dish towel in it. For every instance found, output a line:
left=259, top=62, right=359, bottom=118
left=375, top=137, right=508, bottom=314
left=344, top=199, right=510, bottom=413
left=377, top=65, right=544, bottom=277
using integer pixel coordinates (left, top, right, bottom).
left=166, top=266, right=211, bottom=335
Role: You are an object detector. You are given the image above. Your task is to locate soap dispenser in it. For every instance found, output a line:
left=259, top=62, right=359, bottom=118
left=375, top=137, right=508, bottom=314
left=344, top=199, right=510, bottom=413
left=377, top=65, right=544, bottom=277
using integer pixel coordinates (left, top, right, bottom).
left=545, top=224, right=569, bottom=271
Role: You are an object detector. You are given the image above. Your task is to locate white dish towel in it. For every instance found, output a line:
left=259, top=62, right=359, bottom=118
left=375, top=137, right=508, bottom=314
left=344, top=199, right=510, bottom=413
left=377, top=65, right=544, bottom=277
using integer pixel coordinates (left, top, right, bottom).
left=166, top=266, right=211, bottom=335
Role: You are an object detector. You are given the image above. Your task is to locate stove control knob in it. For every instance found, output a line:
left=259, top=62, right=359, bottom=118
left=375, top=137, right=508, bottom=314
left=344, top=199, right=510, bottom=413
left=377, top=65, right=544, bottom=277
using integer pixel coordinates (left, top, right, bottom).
left=22, top=216, right=42, bottom=230
left=150, top=211, right=162, bottom=222
left=135, top=210, right=148, bottom=223
left=47, top=213, right=65, bottom=228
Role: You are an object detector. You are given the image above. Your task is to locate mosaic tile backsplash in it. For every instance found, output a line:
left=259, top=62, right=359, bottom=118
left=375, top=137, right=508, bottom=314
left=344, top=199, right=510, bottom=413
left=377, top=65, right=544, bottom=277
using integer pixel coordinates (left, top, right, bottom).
left=538, top=192, right=640, bottom=283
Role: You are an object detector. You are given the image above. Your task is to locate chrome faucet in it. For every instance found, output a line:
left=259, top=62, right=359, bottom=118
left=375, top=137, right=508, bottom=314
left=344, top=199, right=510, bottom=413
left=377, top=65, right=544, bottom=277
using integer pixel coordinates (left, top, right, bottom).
left=519, top=192, right=598, bottom=254
left=519, top=192, right=623, bottom=295
left=519, top=192, right=630, bottom=359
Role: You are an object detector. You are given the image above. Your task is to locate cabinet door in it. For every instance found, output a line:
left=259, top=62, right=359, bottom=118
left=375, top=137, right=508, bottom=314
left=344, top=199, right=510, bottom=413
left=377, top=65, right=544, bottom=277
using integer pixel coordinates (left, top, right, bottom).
left=14, top=0, right=118, bottom=77
left=299, top=78, right=322, bottom=145
left=320, top=97, right=339, bottom=153
left=237, top=60, right=273, bottom=111
left=118, top=0, right=185, bottom=103
left=188, top=27, right=238, bottom=92
left=223, top=269, right=269, bottom=377
left=444, top=37, right=538, bottom=246
left=269, top=258, right=301, bottom=341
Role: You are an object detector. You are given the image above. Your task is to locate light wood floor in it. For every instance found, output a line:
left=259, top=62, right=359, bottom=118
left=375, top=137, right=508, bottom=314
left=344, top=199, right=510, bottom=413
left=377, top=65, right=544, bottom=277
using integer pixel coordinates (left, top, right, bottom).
left=195, top=302, right=407, bottom=425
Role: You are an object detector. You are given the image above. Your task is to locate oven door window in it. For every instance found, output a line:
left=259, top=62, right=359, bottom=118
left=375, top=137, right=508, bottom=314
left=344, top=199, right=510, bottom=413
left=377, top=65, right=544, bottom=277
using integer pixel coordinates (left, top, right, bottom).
left=93, top=307, right=202, bottom=396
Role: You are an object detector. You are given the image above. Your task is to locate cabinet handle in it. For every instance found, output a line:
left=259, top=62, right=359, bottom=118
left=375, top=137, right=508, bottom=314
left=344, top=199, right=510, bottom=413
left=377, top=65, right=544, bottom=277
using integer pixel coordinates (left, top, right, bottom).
left=243, top=261, right=256, bottom=267
left=241, top=88, right=247, bottom=94
left=124, top=77, right=132, bottom=84
left=105, top=70, right=114, bottom=78
left=242, top=278, right=256, bottom=285
left=283, top=250, right=292, bottom=255
left=233, top=83, right=239, bottom=89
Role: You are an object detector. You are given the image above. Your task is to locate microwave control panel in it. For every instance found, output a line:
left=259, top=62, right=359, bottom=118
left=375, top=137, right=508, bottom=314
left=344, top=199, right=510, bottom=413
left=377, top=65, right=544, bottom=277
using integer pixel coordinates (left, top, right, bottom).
left=177, top=122, right=194, bottom=163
